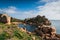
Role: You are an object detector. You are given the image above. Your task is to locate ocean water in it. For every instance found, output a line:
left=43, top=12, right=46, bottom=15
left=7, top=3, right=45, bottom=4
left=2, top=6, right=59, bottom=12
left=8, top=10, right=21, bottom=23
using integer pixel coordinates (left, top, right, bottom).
left=19, top=24, right=36, bottom=32
left=19, top=20, right=60, bottom=34
left=51, top=20, right=60, bottom=34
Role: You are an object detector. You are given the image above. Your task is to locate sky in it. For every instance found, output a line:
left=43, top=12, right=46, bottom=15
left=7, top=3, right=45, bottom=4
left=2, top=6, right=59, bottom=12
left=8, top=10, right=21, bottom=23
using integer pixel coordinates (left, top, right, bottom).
left=0, top=0, right=60, bottom=20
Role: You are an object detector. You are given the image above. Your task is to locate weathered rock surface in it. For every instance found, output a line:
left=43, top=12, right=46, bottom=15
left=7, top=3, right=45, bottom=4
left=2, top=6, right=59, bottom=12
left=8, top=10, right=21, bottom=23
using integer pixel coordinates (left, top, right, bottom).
left=34, top=25, right=60, bottom=40
left=0, top=14, right=11, bottom=24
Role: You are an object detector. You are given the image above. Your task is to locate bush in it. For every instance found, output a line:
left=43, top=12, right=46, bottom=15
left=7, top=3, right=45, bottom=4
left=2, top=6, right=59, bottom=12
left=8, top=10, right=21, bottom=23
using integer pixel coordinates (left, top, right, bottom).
left=0, top=32, right=10, bottom=40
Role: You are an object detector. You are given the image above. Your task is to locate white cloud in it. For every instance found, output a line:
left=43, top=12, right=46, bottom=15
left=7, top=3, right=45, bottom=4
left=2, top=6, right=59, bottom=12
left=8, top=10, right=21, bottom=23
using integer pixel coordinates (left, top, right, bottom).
left=0, top=6, right=37, bottom=19
left=0, top=0, right=60, bottom=20
left=40, top=0, right=60, bottom=3
left=0, top=6, right=17, bottom=14
left=37, top=1, right=60, bottom=20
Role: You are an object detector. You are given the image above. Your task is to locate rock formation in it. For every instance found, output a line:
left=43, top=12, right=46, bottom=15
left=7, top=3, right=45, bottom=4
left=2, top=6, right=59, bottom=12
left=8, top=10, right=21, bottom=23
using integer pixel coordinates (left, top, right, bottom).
left=24, top=15, right=60, bottom=40
left=24, top=15, right=51, bottom=26
left=0, top=14, right=11, bottom=24
left=34, top=25, right=60, bottom=40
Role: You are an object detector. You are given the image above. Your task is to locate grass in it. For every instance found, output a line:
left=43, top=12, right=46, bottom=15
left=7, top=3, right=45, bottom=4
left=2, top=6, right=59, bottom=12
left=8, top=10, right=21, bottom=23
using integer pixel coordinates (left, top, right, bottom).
left=0, top=22, right=4, bottom=25
left=0, top=23, right=42, bottom=40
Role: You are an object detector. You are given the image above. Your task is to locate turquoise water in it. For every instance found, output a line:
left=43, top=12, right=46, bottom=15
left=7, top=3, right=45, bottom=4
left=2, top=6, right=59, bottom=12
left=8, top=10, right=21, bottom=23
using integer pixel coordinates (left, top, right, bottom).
left=19, top=20, right=60, bottom=34
left=19, top=24, right=36, bottom=32
left=51, top=20, right=60, bottom=34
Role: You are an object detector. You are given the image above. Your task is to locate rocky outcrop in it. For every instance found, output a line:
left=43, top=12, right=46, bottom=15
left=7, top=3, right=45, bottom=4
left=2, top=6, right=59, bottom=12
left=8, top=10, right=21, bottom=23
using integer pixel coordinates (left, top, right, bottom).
left=24, top=15, right=60, bottom=40
left=0, top=14, right=11, bottom=24
left=34, top=25, right=60, bottom=40
left=24, top=15, right=51, bottom=26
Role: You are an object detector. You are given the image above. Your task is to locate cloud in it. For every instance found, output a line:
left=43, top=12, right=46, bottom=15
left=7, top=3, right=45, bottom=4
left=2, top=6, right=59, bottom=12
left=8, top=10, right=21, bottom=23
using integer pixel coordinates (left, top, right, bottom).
left=40, top=0, right=60, bottom=3
left=0, top=6, right=17, bottom=14
left=37, top=1, right=60, bottom=20
left=19, top=10, right=38, bottom=19
left=0, top=0, right=60, bottom=20
left=0, top=6, right=36, bottom=19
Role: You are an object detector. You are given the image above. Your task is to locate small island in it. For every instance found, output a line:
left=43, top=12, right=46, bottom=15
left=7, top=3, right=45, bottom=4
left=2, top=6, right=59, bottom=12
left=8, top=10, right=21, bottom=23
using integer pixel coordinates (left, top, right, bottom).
left=0, top=14, right=60, bottom=40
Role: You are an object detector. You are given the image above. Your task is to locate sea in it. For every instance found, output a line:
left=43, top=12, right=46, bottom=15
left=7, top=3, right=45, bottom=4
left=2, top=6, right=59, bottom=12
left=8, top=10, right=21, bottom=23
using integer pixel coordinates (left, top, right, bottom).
left=51, top=20, right=60, bottom=34
left=19, top=20, right=60, bottom=34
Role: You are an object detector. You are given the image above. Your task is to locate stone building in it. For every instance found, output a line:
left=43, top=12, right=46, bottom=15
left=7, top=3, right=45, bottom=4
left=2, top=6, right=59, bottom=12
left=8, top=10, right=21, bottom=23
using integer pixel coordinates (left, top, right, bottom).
left=0, top=14, right=11, bottom=24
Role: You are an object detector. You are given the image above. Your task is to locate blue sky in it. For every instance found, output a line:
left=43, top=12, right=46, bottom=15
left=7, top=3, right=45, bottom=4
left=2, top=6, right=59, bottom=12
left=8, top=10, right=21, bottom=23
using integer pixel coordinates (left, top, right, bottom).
left=0, top=0, right=60, bottom=20
left=0, top=0, right=44, bottom=11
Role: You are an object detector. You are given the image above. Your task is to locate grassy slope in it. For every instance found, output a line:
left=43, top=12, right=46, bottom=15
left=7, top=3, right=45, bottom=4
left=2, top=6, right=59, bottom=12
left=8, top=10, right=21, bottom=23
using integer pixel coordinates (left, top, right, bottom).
left=0, top=23, right=41, bottom=40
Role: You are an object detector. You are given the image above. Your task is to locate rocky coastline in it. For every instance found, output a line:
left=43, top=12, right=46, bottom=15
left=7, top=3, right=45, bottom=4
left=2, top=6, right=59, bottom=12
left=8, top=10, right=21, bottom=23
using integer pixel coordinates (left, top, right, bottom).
left=24, top=15, right=60, bottom=40
left=0, top=14, right=60, bottom=40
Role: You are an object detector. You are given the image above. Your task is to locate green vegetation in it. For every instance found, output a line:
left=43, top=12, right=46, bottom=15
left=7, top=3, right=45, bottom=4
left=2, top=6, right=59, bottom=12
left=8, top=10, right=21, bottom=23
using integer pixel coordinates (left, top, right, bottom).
left=11, top=17, right=24, bottom=22
left=24, top=15, right=51, bottom=26
left=0, top=22, right=4, bottom=25
left=0, top=24, right=41, bottom=40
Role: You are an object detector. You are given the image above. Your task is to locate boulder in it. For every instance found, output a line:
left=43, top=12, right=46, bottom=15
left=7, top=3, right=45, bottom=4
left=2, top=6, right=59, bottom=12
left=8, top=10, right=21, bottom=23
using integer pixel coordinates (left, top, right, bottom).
left=56, top=34, right=60, bottom=38
left=32, top=37, right=35, bottom=40
left=50, top=27, right=56, bottom=34
left=34, top=25, right=58, bottom=40
left=20, top=28, right=27, bottom=32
